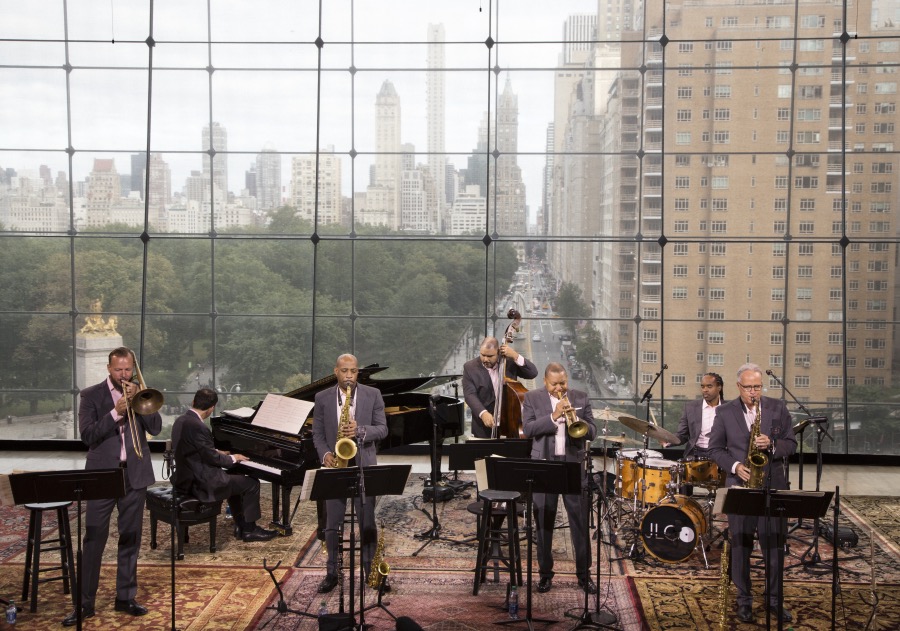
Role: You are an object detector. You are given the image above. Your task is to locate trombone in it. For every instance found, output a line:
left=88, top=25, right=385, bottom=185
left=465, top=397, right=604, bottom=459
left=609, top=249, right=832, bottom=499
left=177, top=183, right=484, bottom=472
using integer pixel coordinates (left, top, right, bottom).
left=123, top=357, right=164, bottom=460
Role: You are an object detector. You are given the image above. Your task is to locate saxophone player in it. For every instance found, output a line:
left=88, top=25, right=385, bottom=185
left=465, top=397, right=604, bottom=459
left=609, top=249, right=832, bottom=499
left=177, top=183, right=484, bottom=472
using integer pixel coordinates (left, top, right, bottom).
left=311, top=354, right=389, bottom=594
left=708, top=363, right=796, bottom=624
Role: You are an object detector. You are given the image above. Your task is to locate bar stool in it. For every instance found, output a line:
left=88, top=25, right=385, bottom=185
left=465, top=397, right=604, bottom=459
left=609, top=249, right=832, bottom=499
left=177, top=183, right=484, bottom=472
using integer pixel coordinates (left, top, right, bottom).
left=21, top=501, right=76, bottom=613
left=471, top=489, right=523, bottom=596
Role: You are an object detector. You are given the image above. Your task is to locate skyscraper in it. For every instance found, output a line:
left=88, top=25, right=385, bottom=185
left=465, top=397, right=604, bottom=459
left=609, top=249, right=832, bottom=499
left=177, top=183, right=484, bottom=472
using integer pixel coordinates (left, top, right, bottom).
left=202, top=122, right=228, bottom=203
left=255, top=146, right=281, bottom=211
left=364, top=80, right=402, bottom=229
left=427, top=23, right=446, bottom=232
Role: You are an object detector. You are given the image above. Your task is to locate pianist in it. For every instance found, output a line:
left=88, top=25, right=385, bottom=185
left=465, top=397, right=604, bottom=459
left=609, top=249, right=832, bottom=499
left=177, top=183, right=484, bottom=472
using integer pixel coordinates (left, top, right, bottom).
left=312, top=354, right=389, bottom=594
left=172, top=388, right=277, bottom=543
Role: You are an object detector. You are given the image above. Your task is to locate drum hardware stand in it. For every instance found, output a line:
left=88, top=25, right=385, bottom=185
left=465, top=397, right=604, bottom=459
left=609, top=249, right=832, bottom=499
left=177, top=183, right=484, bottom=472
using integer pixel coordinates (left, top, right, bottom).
left=258, top=558, right=318, bottom=628
left=569, top=443, right=618, bottom=630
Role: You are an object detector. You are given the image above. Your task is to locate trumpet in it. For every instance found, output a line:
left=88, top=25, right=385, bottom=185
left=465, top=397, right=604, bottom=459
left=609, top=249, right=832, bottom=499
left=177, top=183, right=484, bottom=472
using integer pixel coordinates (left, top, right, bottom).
left=560, top=391, right=590, bottom=439
left=123, top=357, right=164, bottom=460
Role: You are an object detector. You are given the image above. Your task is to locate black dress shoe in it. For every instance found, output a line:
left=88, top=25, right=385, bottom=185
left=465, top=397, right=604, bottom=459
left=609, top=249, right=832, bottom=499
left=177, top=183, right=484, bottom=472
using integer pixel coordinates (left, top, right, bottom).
left=736, top=604, right=753, bottom=623
left=62, top=606, right=95, bottom=626
left=577, top=578, right=598, bottom=595
left=114, top=598, right=148, bottom=616
left=767, top=606, right=793, bottom=623
left=536, top=577, right=552, bottom=593
left=233, top=524, right=243, bottom=539
left=242, top=526, right=277, bottom=542
left=318, top=574, right=340, bottom=593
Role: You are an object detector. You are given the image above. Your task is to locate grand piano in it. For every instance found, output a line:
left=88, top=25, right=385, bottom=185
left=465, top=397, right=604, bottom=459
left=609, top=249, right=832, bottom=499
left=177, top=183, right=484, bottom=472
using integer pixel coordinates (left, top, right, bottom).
left=211, top=364, right=464, bottom=535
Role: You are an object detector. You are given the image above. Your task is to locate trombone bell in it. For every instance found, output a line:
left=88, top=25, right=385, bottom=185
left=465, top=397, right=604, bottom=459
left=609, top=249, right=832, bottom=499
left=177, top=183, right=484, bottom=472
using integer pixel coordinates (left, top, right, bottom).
left=131, top=388, right=164, bottom=416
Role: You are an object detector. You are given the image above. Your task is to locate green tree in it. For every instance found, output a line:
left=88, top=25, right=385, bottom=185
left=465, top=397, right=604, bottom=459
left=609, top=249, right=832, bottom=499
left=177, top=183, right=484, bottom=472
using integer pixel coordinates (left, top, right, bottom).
left=555, top=282, right=590, bottom=334
left=575, top=325, right=605, bottom=372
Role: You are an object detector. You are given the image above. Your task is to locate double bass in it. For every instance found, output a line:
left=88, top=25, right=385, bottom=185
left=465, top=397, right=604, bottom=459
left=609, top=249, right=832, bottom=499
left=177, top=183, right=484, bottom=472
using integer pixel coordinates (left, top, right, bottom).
left=491, top=308, right=529, bottom=438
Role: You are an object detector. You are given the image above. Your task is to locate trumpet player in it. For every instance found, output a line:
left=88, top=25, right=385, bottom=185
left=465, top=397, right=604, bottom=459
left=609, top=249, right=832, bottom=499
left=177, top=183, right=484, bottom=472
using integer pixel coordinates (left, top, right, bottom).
left=708, top=363, right=796, bottom=624
left=311, top=354, right=388, bottom=595
left=522, top=362, right=597, bottom=595
left=63, top=347, right=162, bottom=626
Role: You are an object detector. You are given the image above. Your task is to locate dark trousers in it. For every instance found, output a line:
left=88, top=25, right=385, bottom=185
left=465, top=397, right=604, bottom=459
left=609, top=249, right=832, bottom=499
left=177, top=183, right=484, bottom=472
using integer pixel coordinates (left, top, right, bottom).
left=533, top=490, right=590, bottom=581
left=223, top=473, right=262, bottom=525
left=81, top=477, right=146, bottom=606
left=324, top=496, right=377, bottom=578
left=728, top=512, right=786, bottom=607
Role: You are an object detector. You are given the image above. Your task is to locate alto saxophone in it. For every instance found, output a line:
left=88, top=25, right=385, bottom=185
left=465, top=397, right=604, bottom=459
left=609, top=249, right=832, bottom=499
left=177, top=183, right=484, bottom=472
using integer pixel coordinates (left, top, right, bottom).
left=745, top=398, right=769, bottom=489
left=367, top=521, right=390, bottom=589
left=718, top=539, right=730, bottom=630
left=332, top=385, right=358, bottom=468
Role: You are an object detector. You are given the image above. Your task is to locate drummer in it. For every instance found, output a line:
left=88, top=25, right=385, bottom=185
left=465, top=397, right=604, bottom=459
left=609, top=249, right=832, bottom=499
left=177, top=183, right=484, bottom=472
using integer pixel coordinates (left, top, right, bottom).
left=669, top=372, right=724, bottom=494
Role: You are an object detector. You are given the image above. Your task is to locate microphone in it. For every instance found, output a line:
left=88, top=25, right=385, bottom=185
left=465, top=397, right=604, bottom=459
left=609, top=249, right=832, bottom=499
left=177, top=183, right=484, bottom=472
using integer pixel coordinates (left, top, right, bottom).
left=766, top=369, right=774, bottom=376
left=662, top=364, right=668, bottom=370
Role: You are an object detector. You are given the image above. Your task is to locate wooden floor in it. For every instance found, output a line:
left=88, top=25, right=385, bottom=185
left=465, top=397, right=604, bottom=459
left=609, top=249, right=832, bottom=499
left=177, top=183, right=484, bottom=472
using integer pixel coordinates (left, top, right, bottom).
left=1, top=451, right=897, bottom=496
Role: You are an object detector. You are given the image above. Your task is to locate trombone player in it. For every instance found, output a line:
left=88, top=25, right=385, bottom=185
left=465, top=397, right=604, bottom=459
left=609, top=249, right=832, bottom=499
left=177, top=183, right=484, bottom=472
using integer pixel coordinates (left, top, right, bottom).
left=63, top=347, right=162, bottom=626
left=522, top=362, right=597, bottom=595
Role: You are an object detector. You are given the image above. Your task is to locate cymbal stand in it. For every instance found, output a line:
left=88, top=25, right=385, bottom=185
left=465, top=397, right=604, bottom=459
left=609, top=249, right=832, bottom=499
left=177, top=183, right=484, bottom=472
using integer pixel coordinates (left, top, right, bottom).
left=258, top=559, right=317, bottom=628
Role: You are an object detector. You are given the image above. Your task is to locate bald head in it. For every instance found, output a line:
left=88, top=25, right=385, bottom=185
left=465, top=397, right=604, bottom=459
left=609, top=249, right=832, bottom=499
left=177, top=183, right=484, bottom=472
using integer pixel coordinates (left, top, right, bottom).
left=334, top=354, right=360, bottom=390
left=478, top=337, right=501, bottom=369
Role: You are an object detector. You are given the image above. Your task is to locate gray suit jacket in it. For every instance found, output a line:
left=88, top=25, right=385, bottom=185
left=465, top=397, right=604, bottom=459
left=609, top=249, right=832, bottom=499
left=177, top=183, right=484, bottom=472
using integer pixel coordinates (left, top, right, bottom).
left=675, top=398, right=704, bottom=456
left=708, top=396, right=797, bottom=490
left=522, top=388, right=596, bottom=461
left=312, top=383, right=388, bottom=467
left=79, top=379, right=162, bottom=489
left=462, top=355, right=538, bottom=439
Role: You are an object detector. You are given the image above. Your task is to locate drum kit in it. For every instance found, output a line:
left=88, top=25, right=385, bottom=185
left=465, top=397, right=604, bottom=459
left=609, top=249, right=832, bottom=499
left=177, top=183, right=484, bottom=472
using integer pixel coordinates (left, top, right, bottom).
left=594, top=413, right=725, bottom=567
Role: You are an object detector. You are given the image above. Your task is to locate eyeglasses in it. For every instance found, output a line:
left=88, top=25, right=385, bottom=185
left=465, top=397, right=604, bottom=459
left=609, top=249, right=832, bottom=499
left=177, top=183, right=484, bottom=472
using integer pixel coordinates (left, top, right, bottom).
left=738, top=384, right=763, bottom=391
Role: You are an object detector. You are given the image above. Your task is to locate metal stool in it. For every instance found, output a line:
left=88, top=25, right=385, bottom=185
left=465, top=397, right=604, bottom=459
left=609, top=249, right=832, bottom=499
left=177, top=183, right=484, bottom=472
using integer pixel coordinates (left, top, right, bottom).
left=471, top=489, right=523, bottom=595
left=21, top=501, right=76, bottom=613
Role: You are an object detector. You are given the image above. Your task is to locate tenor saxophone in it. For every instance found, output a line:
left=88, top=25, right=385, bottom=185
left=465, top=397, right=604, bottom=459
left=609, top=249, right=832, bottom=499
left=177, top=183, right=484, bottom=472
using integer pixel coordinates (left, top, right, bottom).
left=745, top=398, right=769, bottom=489
left=718, top=539, right=731, bottom=630
left=367, top=522, right=390, bottom=589
left=332, top=385, right=358, bottom=467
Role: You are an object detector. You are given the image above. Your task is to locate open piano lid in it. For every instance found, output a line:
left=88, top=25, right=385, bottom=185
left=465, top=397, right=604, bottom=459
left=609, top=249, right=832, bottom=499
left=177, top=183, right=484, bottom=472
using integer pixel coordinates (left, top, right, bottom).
left=282, top=363, right=461, bottom=401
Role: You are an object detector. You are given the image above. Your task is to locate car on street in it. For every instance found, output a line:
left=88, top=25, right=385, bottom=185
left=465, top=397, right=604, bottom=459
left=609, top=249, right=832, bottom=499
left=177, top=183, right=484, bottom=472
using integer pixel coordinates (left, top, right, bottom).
left=532, top=333, right=542, bottom=342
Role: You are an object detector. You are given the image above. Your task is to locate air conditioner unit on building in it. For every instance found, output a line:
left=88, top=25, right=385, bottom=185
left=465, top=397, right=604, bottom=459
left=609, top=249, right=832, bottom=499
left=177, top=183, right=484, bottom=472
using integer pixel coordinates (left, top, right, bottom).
left=803, top=362, right=811, bottom=368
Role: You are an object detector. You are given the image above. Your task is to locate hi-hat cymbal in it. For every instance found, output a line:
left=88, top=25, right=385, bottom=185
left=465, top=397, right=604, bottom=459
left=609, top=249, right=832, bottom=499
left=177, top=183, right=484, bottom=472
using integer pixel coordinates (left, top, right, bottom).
left=617, top=415, right=679, bottom=445
left=594, top=408, right=624, bottom=422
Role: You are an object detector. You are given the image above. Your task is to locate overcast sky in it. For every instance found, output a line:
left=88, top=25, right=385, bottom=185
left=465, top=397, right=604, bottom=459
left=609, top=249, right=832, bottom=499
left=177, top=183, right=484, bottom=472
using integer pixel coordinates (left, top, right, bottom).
left=1, top=0, right=598, bottom=219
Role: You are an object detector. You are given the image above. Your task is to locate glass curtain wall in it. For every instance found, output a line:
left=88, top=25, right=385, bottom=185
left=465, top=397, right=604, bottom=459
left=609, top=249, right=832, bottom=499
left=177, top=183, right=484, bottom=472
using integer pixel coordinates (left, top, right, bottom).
left=1, top=0, right=899, bottom=454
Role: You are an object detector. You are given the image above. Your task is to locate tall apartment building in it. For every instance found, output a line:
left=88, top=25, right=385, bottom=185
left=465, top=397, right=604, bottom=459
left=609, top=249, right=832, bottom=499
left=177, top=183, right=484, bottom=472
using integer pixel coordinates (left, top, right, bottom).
left=85, top=159, right=121, bottom=227
left=585, top=0, right=900, bottom=402
left=363, top=80, right=402, bottom=229
left=489, top=77, right=527, bottom=236
left=146, top=153, right=171, bottom=230
left=291, top=148, right=343, bottom=226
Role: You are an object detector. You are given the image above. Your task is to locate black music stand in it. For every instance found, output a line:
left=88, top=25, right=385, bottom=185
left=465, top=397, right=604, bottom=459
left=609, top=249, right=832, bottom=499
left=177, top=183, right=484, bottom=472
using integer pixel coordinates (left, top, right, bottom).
left=488, top=457, right=581, bottom=631
left=444, top=439, right=533, bottom=549
left=308, top=465, right=411, bottom=631
left=721, top=487, right=833, bottom=630
left=9, top=468, right=125, bottom=631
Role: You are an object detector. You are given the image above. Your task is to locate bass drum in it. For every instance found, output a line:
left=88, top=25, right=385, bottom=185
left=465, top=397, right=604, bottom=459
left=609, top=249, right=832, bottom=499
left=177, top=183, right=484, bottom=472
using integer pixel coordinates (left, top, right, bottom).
left=640, top=495, right=707, bottom=563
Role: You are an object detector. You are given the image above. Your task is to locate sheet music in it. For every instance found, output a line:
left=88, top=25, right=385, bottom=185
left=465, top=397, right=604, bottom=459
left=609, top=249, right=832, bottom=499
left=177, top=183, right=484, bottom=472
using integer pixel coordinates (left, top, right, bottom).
left=223, top=406, right=256, bottom=419
left=250, top=393, right=314, bottom=434
left=300, top=467, right=319, bottom=501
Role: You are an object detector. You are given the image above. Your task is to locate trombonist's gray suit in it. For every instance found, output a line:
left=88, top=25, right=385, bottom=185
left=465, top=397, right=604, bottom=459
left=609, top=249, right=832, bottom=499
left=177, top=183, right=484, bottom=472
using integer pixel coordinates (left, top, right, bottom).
left=521, top=388, right=596, bottom=582
left=78, top=378, right=162, bottom=607
left=312, top=383, right=388, bottom=577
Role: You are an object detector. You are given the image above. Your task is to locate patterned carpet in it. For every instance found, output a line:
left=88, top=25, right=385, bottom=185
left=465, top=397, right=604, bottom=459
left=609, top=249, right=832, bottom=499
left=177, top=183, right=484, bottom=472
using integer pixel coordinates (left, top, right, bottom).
left=1, top=479, right=899, bottom=629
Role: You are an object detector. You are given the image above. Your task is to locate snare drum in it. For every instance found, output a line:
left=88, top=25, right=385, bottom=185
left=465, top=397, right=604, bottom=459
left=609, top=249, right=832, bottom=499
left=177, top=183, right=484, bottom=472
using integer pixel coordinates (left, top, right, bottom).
left=616, top=449, right=663, bottom=500
left=681, top=457, right=723, bottom=487
left=640, top=495, right=708, bottom=563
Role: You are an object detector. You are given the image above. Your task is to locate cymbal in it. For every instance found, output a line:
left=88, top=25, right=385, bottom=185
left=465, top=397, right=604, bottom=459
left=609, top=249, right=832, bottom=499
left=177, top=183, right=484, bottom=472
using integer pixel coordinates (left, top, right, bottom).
left=593, top=433, right=643, bottom=446
left=617, top=415, right=679, bottom=445
left=594, top=408, right=624, bottom=422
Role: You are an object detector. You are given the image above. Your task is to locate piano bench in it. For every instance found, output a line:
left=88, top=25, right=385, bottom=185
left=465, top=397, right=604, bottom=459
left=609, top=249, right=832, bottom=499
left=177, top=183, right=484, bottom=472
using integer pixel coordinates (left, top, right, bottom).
left=146, top=485, right=222, bottom=560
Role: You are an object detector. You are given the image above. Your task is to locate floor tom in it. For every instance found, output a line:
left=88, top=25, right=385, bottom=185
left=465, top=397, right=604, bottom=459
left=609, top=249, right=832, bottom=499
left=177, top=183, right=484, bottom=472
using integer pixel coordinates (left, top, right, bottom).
left=640, top=495, right=708, bottom=563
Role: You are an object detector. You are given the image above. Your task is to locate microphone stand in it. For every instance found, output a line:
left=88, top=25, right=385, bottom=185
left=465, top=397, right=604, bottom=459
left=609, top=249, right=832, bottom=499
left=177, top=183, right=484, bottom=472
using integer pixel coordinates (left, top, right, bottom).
left=765, top=370, right=815, bottom=533
left=162, top=446, right=178, bottom=631
left=638, top=364, right=667, bottom=422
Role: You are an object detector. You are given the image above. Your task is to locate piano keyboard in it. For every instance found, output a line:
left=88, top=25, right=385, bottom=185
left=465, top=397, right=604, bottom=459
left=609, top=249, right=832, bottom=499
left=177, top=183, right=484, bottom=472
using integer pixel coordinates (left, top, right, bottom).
left=241, top=460, right=282, bottom=476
